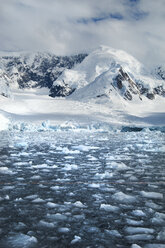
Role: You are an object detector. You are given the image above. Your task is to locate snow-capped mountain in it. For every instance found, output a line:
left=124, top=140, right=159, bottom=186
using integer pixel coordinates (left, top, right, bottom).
left=0, top=46, right=165, bottom=105
left=0, top=52, right=87, bottom=94
left=53, top=46, right=165, bottom=102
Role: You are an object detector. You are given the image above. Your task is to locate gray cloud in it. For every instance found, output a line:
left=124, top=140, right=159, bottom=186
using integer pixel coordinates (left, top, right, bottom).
left=0, top=0, right=165, bottom=67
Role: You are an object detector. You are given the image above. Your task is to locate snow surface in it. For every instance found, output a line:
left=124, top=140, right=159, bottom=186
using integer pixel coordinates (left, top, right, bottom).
left=0, top=87, right=164, bottom=132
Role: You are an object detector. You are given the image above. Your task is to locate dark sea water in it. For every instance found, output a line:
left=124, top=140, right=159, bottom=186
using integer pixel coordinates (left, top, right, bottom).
left=0, top=130, right=165, bottom=248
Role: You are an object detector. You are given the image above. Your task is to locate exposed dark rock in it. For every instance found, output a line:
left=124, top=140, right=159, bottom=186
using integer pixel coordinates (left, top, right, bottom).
left=124, top=90, right=132, bottom=101
left=113, top=67, right=141, bottom=100
left=153, top=85, right=165, bottom=96
left=49, top=85, right=75, bottom=97
left=146, top=93, right=155, bottom=100
left=155, top=66, right=165, bottom=80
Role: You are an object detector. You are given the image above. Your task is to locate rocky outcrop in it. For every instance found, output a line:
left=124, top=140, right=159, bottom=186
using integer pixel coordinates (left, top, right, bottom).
left=0, top=53, right=87, bottom=93
left=113, top=67, right=141, bottom=100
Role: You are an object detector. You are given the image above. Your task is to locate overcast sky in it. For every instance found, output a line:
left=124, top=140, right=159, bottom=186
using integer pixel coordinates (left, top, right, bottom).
left=0, top=0, right=165, bottom=67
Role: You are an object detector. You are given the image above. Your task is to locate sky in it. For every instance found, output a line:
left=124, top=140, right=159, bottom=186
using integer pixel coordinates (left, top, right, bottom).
left=0, top=0, right=165, bottom=67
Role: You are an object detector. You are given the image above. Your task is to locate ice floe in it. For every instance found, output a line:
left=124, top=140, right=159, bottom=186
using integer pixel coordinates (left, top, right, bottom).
left=112, top=192, right=137, bottom=203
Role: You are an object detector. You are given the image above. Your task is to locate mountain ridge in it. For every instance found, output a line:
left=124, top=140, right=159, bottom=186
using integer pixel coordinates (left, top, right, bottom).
left=0, top=46, right=165, bottom=105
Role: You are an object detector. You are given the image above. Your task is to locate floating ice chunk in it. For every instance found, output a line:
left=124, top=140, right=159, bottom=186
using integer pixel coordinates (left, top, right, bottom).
left=3, top=186, right=15, bottom=190
left=125, top=227, right=154, bottom=235
left=71, top=235, right=81, bottom=244
left=129, top=176, right=138, bottom=181
left=15, top=142, right=28, bottom=148
left=95, top=172, right=113, bottom=179
left=126, top=234, right=154, bottom=241
left=50, top=186, right=60, bottom=190
left=72, top=145, right=98, bottom=151
left=157, top=228, right=165, bottom=241
left=32, top=198, right=45, bottom=203
left=30, top=175, right=41, bottom=180
left=61, top=147, right=80, bottom=154
left=144, top=244, right=165, bottom=248
left=131, top=245, right=142, bottom=248
left=86, top=227, right=100, bottom=233
left=0, top=167, right=13, bottom=174
left=73, top=201, right=87, bottom=208
left=5, top=195, right=9, bottom=200
left=105, top=229, right=122, bottom=238
left=64, top=156, right=75, bottom=159
left=131, top=210, right=146, bottom=217
left=38, top=220, right=55, bottom=228
left=87, top=155, right=98, bottom=161
left=63, top=164, right=78, bottom=170
left=47, top=213, right=67, bottom=221
left=100, top=204, right=119, bottom=212
left=15, top=198, right=23, bottom=202
left=73, top=214, right=85, bottom=220
left=88, top=183, right=100, bottom=188
left=151, top=217, right=165, bottom=225
left=126, top=219, right=144, bottom=226
left=3, top=233, right=37, bottom=248
left=112, top=192, right=137, bottom=203
left=151, top=212, right=165, bottom=225
left=106, top=161, right=130, bottom=170
left=32, top=164, right=48, bottom=169
left=18, top=152, right=29, bottom=156
left=145, top=201, right=163, bottom=210
left=14, top=222, right=27, bottom=231
left=25, top=195, right=38, bottom=200
left=58, top=227, right=70, bottom=233
left=46, top=202, right=58, bottom=208
left=154, top=212, right=165, bottom=219
left=140, top=191, right=163, bottom=200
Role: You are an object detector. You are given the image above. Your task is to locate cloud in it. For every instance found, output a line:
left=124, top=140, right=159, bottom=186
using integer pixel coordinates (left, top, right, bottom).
left=0, top=0, right=165, bottom=67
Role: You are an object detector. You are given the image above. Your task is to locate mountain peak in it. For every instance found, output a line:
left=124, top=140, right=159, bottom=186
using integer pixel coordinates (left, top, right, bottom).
left=51, top=45, right=165, bottom=103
